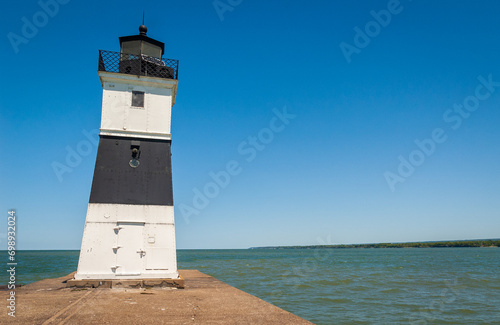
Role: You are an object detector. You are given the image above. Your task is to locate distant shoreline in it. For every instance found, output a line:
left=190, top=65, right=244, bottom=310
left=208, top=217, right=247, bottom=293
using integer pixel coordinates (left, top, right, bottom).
left=250, top=239, right=500, bottom=249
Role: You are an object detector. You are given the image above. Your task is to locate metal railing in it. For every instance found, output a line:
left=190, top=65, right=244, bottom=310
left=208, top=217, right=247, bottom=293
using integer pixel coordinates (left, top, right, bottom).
left=98, top=50, right=179, bottom=80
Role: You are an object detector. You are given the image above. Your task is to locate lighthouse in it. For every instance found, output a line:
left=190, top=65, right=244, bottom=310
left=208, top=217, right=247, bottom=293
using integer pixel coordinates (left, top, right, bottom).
left=74, top=24, right=180, bottom=281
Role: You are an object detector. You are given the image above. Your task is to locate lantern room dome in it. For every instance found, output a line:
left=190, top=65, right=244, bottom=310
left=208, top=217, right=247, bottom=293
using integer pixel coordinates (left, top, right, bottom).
left=119, top=24, right=164, bottom=58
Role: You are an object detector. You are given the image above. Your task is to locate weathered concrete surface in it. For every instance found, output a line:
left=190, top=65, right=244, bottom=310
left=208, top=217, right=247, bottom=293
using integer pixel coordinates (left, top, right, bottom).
left=1, top=270, right=313, bottom=324
left=66, top=275, right=185, bottom=289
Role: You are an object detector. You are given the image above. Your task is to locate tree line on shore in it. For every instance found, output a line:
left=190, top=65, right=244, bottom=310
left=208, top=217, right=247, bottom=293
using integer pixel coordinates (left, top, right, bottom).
left=251, top=240, right=500, bottom=249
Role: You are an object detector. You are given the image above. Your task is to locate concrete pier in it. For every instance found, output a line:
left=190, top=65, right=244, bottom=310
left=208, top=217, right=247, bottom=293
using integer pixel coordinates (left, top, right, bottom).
left=1, top=270, right=313, bottom=324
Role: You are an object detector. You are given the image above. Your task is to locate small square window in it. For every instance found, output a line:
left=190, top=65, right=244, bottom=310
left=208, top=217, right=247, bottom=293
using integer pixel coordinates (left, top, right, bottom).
left=132, top=91, right=144, bottom=107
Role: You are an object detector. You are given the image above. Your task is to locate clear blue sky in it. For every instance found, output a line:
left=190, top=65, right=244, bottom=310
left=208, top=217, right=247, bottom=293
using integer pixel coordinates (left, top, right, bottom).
left=1, top=0, right=499, bottom=249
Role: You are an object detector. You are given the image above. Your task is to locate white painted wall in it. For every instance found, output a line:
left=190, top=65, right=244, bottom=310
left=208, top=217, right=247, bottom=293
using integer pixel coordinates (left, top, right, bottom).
left=75, top=203, right=178, bottom=280
left=98, top=72, right=178, bottom=140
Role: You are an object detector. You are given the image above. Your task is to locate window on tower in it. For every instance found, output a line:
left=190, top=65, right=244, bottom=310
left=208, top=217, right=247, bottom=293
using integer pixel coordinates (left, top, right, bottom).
left=132, top=91, right=145, bottom=107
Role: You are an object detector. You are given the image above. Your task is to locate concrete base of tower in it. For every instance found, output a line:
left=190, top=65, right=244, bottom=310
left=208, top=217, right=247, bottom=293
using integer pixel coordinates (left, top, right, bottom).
left=74, top=270, right=180, bottom=280
left=67, top=274, right=184, bottom=289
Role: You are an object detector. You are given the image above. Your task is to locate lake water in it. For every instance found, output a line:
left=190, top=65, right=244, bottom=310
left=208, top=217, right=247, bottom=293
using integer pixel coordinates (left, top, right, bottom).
left=2, top=248, right=499, bottom=324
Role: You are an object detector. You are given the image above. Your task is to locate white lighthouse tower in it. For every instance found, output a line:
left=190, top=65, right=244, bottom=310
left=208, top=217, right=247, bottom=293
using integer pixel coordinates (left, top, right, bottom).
left=74, top=24, right=180, bottom=281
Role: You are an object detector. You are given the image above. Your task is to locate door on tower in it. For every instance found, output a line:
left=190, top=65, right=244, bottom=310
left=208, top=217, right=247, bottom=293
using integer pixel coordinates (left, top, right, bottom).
left=115, top=222, right=145, bottom=276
